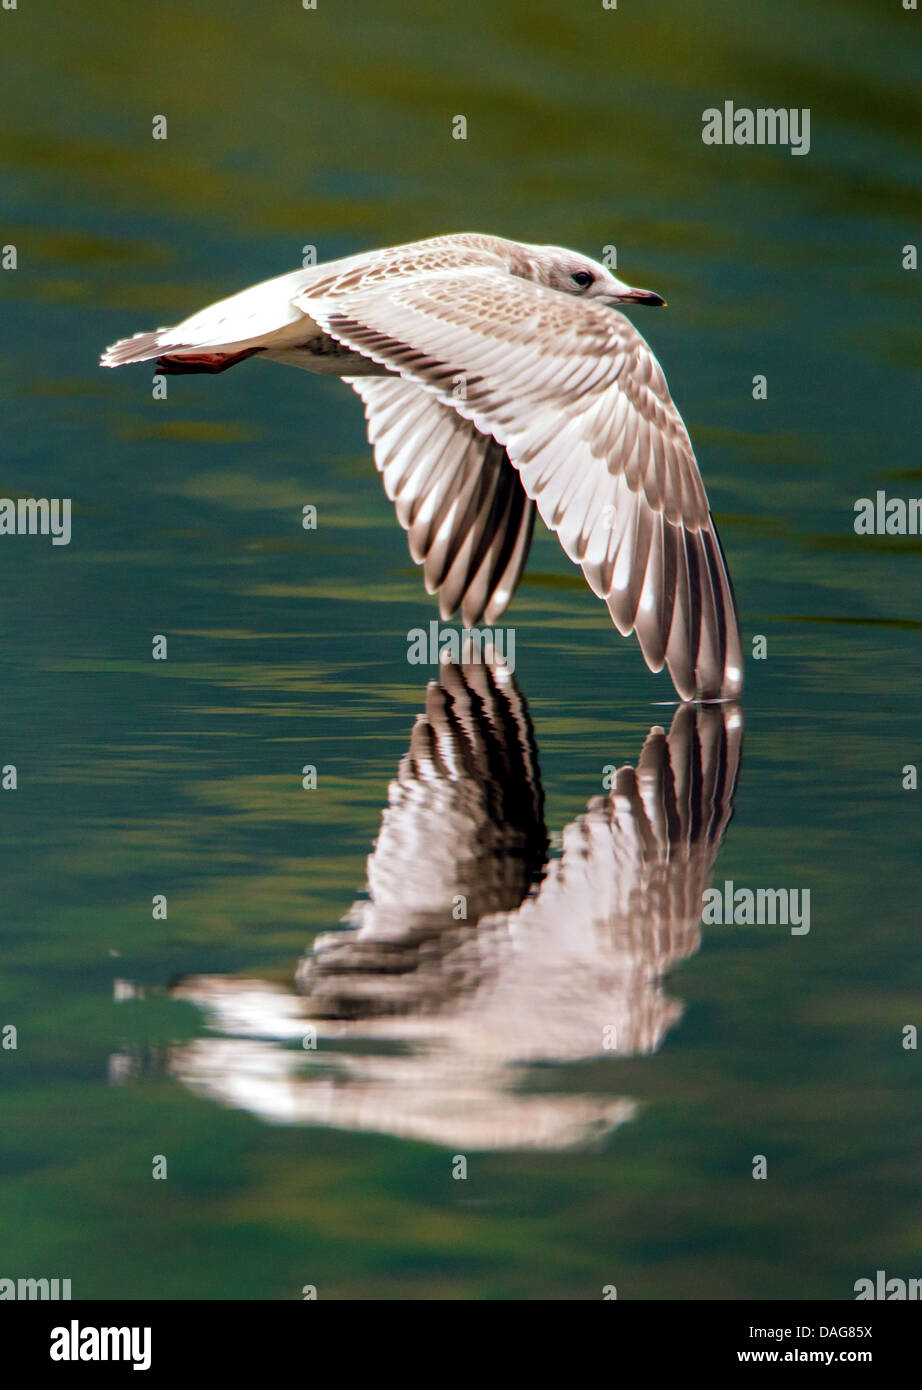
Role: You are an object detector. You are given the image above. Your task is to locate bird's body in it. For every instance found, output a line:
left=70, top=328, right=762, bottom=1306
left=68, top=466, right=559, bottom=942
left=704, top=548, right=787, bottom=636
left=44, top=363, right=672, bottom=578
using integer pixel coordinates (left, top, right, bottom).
left=102, top=232, right=743, bottom=700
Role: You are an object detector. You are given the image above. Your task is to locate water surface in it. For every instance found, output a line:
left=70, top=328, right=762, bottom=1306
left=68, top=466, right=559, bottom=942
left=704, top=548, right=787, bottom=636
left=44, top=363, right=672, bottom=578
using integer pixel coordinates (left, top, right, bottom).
left=1, top=0, right=920, bottom=1299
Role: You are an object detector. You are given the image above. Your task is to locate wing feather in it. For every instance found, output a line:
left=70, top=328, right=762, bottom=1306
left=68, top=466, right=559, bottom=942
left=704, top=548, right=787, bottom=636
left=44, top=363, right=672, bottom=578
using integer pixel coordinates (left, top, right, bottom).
left=348, top=376, right=535, bottom=628
left=307, top=269, right=741, bottom=699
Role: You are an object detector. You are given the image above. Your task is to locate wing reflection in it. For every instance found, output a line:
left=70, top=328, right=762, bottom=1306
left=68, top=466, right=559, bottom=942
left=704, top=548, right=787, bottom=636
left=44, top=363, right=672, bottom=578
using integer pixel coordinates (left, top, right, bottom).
left=125, top=663, right=743, bottom=1150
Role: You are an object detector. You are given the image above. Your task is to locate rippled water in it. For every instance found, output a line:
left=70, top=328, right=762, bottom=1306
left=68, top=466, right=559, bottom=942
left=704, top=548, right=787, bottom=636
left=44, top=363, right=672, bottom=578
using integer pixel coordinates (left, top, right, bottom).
left=1, top=0, right=920, bottom=1299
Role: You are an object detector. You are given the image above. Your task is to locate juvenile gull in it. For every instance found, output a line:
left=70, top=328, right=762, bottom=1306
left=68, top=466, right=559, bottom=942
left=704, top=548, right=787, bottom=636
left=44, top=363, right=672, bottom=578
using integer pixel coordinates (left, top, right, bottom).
left=101, top=233, right=743, bottom=700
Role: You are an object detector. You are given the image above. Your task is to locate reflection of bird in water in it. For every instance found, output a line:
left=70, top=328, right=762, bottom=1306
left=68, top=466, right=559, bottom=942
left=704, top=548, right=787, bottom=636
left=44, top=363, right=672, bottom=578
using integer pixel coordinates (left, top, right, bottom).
left=122, top=663, right=742, bottom=1150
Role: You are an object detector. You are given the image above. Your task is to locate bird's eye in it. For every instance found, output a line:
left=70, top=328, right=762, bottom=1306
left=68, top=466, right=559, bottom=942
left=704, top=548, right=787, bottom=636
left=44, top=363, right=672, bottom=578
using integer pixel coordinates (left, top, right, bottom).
left=571, top=270, right=594, bottom=288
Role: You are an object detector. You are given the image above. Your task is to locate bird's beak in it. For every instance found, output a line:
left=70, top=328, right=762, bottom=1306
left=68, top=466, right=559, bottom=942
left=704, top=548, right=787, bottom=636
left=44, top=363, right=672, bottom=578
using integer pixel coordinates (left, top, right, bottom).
left=603, top=273, right=666, bottom=308
left=613, top=286, right=667, bottom=308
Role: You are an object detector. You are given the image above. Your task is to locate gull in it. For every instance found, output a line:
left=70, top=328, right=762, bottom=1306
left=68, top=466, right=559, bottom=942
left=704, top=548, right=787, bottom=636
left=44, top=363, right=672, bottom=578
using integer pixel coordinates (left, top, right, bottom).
left=101, top=233, right=743, bottom=700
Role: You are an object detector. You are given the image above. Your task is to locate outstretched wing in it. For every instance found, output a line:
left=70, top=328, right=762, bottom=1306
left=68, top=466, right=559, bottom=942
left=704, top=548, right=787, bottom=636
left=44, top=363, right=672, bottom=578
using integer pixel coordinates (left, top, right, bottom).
left=302, top=269, right=742, bottom=700
left=347, top=376, right=535, bottom=626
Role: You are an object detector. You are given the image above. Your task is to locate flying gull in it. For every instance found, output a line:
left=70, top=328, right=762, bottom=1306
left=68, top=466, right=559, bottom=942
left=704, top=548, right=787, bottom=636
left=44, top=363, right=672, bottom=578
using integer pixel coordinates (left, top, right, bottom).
left=101, top=233, right=743, bottom=700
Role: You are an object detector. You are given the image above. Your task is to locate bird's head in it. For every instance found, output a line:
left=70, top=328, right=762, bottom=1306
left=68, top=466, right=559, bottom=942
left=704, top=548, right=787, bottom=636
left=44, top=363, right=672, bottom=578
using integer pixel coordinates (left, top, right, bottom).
left=523, top=244, right=666, bottom=309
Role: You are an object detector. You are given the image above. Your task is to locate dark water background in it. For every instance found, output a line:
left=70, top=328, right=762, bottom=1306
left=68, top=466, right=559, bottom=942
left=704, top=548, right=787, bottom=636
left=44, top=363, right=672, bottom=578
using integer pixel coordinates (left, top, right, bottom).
left=1, top=0, right=920, bottom=1298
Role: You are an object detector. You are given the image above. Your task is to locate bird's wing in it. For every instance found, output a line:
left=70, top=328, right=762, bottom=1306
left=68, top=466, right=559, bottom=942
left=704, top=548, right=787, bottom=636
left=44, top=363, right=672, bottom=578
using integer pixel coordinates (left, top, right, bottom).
left=300, top=268, right=742, bottom=700
left=346, top=376, right=535, bottom=626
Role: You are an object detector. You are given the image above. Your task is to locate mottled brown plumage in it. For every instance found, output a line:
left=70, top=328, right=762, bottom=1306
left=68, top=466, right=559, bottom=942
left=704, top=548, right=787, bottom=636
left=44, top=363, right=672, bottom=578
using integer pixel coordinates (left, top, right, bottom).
left=102, top=233, right=743, bottom=699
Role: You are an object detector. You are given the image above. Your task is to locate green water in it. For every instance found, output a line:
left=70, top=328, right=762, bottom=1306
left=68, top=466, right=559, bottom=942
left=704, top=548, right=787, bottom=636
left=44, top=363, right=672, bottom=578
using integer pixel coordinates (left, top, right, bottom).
left=1, top=0, right=920, bottom=1299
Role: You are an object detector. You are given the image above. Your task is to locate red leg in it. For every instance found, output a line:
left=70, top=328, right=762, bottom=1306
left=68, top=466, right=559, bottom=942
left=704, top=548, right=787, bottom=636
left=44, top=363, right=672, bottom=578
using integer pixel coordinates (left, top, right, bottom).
left=155, top=347, right=262, bottom=375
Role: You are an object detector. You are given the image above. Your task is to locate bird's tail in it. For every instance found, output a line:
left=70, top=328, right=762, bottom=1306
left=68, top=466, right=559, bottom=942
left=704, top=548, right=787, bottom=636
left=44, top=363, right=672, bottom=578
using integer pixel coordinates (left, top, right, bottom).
left=101, top=332, right=261, bottom=375
left=100, top=329, right=175, bottom=368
